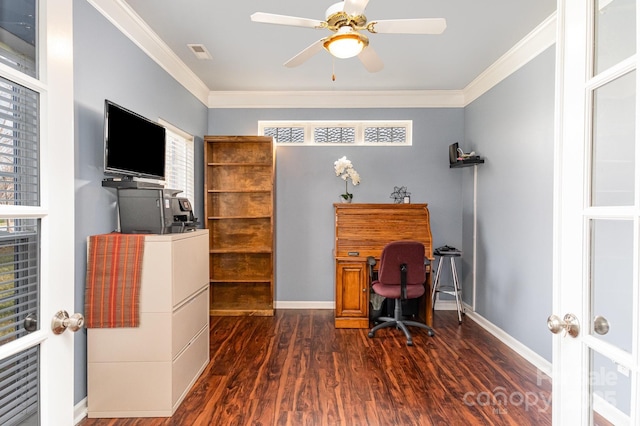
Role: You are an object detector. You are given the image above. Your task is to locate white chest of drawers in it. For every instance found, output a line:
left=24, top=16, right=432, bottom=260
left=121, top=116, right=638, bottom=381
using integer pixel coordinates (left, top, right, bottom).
left=87, top=230, right=209, bottom=418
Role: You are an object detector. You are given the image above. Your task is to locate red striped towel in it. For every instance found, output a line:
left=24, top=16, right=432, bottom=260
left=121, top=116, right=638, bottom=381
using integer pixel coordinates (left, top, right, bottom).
left=84, top=233, right=145, bottom=328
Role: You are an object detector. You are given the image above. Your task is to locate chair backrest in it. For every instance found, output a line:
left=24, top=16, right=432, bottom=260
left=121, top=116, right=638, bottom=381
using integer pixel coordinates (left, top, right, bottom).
left=377, top=240, right=426, bottom=286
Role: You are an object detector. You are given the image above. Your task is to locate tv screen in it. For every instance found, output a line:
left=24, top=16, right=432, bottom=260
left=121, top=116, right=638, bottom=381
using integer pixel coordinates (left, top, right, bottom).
left=104, top=100, right=166, bottom=181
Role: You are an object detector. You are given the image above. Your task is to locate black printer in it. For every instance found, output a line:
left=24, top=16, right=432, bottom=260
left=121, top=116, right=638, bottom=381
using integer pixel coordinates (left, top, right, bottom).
left=117, top=188, right=198, bottom=234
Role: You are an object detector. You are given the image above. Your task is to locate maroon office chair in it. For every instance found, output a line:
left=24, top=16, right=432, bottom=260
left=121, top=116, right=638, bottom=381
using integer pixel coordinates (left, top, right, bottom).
left=368, top=240, right=435, bottom=346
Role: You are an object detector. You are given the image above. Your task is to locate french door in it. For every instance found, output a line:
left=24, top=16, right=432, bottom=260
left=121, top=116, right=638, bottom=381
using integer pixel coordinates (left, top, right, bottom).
left=553, top=0, right=639, bottom=424
left=0, top=1, right=76, bottom=424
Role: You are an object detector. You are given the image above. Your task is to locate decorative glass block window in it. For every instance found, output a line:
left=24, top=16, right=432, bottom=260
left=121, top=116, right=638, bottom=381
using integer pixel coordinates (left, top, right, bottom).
left=315, top=126, right=356, bottom=144
left=263, top=126, right=304, bottom=144
left=364, top=126, right=407, bottom=144
left=258, top=121, right=412, bottom=146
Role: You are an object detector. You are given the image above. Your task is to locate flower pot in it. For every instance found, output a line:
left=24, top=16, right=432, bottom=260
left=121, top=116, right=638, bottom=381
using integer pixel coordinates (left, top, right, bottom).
left=340, top=195, right=352, bottom=203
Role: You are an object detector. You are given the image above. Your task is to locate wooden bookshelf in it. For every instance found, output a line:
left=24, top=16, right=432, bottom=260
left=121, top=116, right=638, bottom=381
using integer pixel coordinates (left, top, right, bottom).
left=204, top=136, right=275, bottom=316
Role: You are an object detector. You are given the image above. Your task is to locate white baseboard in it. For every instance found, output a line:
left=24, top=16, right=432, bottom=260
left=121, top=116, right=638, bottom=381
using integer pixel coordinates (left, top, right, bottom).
left=593, top=393, right=630, bottom=426
left=464, top=309, right=552, bottom=378
left=433, top=299, right=462, bottom=311
left=74, top=397, right=87, bottom=425
left=274, top=301, right=334, bottom=309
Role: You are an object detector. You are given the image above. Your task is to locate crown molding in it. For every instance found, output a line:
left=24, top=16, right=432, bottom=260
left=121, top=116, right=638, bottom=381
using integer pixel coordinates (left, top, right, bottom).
left=463, top=12, right=557, bottom=106
left=88, top=1, right=556, bottom=109
left=208, top=12, right=557, bottom=109
left=87, top=0, right=210, bottom=106
left=207, top=90, right=465, bottom=109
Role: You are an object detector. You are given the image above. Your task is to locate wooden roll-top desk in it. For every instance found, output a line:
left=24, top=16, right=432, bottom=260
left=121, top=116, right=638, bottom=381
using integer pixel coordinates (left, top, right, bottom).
left=334, top=203, right=434, bottom=329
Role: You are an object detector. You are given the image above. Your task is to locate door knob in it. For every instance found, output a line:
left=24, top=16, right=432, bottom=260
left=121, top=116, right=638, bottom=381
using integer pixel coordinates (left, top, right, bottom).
left=23, top=313, right=38, bottom=332
left=51, top=310, right=85, bottom=334
left=593, top=315, right=610, bottom=335
left=547, top=313, right=580, bottom=338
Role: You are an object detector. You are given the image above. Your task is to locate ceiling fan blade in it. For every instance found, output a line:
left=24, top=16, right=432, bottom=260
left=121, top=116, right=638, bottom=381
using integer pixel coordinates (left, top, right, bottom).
left=368, top=18, right=447, bottom=34
left=250, top=12, right=325, bottom=29
left=358, top=46, right=384, bottom=73
left=343, top=0, right=370, bottom=15
left=284, top=39, right=326, bottom=68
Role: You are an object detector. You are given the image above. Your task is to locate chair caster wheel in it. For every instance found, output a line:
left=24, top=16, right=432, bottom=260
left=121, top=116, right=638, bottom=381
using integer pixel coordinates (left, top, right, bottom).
left=458, top=321, right=462, bottom=325
left=368, top=332, right=374, bottom=338
left=427, top=330, right=435, bottom=337
left=406, top=340, right=413, bottom=346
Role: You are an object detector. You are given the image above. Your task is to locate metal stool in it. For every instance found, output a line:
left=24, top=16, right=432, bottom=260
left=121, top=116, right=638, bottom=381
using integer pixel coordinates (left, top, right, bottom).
left=431, top=246, right=464, bottom=324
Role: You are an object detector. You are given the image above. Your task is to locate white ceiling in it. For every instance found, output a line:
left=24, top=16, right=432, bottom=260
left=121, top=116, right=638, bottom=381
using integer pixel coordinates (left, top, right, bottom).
left=121, top=0, right=557, bottom=94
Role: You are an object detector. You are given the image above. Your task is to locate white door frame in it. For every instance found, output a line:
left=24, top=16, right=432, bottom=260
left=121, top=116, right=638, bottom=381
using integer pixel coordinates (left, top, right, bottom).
left=553, top=0, right=639, bottom=423
left=0, top=1, right=76, bottom=423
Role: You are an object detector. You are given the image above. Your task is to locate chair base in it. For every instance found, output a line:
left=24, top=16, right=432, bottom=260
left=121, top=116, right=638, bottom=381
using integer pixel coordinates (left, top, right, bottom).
left=368, top=298, right=435, bottom=346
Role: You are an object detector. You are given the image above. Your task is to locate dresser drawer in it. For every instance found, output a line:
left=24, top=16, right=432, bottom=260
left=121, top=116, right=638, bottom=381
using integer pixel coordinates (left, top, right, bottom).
left=88, top=312, right=171, bottom=363
left=172, top=325, right=209, bottom=408
left=172, top=286, right=209, bottom=356
left=172, top=232, right=209, bottom=306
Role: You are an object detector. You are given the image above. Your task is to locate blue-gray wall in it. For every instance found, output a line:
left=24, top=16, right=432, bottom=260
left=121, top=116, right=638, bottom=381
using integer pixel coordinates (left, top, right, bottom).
left=208, top=109, right=465, bottom=302
left=464, top=46, right=556, bottom=361
left=73, top=0, right=208, bottom=404
left=72, top=0, right=556, bottom=406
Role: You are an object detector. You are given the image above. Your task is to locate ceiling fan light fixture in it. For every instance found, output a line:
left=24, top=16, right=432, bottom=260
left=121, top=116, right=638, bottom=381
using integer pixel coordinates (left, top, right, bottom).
left=323, top=29, right=369, bottom=59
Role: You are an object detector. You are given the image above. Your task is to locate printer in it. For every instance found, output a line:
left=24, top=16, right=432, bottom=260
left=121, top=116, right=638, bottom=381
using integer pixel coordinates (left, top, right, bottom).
left=117, top=188, right=198, bottom=234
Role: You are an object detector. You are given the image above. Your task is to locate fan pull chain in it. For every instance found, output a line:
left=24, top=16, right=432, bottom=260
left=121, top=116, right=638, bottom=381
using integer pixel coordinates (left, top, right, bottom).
left=332, top=57, right=336, bottom=81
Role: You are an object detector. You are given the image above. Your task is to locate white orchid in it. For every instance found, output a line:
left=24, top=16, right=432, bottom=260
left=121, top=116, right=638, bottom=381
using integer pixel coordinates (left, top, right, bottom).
left=334, top=156, right=360, bottom=200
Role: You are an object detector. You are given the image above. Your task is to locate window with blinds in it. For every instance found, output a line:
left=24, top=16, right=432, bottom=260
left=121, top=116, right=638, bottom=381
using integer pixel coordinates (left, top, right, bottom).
left=0, top=219, right=40, bottom=424
left=0, top=77, right=39, bottom=206
left=0, top=346, right=39, bottom=425
left=163, top=125, right=194, bottom=205
left=0, top=2, right=41, bottom=422
left=259, top=120, right=412, bottom=146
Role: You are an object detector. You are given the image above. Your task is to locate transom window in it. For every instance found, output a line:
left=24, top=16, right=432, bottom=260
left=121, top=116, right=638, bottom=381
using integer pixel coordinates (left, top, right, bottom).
left=259, top=120, right=412, bottom=146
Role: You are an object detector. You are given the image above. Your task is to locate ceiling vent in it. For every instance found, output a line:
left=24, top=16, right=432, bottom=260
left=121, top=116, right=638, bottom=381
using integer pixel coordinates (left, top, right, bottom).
left=187, top=44, right=212, bottom=60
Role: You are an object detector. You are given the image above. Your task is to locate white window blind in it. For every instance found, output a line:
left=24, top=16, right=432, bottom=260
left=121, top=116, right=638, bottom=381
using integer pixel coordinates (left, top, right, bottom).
left=0, top=77, right=39, bottom=206
left=162, top=123, right=194, bottom=205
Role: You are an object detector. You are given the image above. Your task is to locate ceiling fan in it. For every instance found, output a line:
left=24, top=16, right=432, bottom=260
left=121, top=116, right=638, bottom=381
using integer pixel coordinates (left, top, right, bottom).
left=250, top=0, right=446, bottom=73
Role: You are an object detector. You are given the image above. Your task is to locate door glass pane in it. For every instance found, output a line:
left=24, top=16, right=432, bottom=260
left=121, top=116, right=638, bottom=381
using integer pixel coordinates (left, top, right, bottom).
left=589, top=349, right=632, bottom=425
left=591, top=71, right=635, bottom=206
left=0, top=345, right=39, bottom=425
left=0, top=0, right=37, bottom=78
left=0, top=76, right=40, bottom=206
left=594, top=0, right=636, bottom=74
left=0, top=218, right=39, bottom=426
left=589, top=219, right=632, bottom=352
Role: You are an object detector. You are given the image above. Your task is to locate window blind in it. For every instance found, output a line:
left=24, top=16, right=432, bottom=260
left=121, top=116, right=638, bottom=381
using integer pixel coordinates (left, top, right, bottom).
left=0, top=76, right=39, bottom=206
left=0, top=219, right=40, bottom=347
left=164, top=128, right=194, bottom=204
left=0, top=346, right=39, bottom=425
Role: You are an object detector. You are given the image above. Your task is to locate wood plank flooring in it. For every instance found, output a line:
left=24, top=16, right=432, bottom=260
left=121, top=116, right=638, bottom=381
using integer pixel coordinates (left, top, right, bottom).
left=79, top=310, right=552, bottom=426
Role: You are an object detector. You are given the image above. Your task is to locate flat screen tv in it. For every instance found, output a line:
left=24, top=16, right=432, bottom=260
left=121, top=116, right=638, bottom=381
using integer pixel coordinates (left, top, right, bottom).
left=104, top=100, right=166, bottom=181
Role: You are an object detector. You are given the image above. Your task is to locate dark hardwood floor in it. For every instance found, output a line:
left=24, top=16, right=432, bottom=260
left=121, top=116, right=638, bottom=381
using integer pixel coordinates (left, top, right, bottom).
left=79, top=310, right=552, bottom=426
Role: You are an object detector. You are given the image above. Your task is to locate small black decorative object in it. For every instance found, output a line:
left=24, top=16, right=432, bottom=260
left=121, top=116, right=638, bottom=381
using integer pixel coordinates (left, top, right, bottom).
left=390, top=186, right=411, bottom=204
